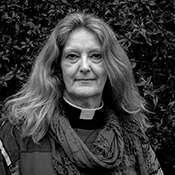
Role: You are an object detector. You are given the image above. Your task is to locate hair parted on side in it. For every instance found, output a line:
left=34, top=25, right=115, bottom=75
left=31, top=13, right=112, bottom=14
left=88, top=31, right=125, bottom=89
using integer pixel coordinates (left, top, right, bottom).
left=3, top=12, right=149, bottom=143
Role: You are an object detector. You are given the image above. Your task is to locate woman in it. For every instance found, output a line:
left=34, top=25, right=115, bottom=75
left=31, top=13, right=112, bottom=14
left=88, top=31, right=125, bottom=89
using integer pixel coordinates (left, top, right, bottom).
left=0, top=12, right=163, bottom=175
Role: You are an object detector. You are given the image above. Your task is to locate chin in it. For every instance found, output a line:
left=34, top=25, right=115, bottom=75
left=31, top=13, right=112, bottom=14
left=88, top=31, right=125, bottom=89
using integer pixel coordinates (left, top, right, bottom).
left=65, top=87, right=102, bottom=99
left=74, top=88, right=98, bottom=98
left=75, top=91, right=95, bottom=98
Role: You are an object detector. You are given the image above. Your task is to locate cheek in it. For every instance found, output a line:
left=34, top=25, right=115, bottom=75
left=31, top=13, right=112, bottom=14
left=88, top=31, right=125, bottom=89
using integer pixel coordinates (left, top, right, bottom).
left=61, top=61, right=77, bottom=78
left=99, top=66, right=107, bottom=82
left=62, top=70, right=72, bottom=86
left=97, top=68, right=108, bottom=89
left=61, top=64, right=70, bottom=86
left=61, top=62, right=70, bottom=77
left=61, top=66, right=76, bottom=89
left=101, top=74, right=107, bottom=88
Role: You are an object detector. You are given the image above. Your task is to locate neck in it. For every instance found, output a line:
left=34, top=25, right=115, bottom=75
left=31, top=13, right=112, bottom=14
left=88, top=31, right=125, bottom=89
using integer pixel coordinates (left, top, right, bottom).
left=62, top=96, right=106, bottom=127
left=63, top=92, right=102, bottom=109
left=63, top=96, right=103, bottom=111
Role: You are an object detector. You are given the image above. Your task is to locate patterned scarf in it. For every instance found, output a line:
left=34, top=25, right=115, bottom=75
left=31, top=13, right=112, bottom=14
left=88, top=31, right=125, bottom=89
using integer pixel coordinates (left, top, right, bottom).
left=49, top=111, right=149, bottom=175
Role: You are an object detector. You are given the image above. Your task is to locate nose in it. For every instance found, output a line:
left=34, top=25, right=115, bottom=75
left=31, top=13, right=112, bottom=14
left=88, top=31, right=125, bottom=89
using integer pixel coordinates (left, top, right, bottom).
left=79, top=55, right=90, bottom=73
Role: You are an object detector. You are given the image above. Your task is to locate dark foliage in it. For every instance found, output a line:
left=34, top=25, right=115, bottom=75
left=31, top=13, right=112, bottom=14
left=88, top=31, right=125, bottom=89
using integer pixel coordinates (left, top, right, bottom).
left=0, top=0, right=175, bottom=174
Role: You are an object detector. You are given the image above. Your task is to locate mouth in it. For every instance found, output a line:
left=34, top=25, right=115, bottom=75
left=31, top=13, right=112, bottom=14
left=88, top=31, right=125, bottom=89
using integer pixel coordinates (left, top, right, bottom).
left=75, top=79, right=95, bottom=81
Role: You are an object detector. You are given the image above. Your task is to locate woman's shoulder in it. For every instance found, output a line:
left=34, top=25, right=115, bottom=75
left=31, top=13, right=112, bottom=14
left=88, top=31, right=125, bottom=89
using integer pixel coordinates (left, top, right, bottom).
left=0, top=117, right=13, bottom=136
left=0, top=117, right=21, bottom=138
left=0, top=118, right=20, bottom=170
left=0, top=117, right=20, bottom=147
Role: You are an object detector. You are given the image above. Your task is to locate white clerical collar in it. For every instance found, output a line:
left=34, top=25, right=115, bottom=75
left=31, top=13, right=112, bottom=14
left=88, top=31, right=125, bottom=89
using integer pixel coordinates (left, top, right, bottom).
left=63, top=97, right=104, bottom=120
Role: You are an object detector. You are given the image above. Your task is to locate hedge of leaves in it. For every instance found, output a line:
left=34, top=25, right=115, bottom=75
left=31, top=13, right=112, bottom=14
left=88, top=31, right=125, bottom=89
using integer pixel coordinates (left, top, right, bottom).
left=0, top=0, right=175, bottom=174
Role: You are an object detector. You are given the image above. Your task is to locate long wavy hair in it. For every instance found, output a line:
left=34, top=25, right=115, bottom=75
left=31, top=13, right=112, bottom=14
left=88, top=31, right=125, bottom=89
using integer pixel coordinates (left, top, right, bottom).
left=4, top=12, right=149, bottom=143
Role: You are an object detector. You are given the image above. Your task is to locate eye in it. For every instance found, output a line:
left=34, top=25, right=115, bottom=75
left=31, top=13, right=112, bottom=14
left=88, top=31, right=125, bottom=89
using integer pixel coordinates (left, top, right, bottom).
left=66, top=54, right=79, bottom=62
left=90, top=53, right=102, bottom=62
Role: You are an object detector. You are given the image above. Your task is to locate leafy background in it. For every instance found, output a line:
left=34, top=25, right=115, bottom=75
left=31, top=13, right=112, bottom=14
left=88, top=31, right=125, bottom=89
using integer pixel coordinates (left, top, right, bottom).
left=0, top=0, right=174, bottom=174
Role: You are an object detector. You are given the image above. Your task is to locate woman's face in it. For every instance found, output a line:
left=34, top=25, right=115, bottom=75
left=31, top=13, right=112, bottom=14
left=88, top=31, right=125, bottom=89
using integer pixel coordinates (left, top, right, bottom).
left=61, top=28, right=107, bottom=103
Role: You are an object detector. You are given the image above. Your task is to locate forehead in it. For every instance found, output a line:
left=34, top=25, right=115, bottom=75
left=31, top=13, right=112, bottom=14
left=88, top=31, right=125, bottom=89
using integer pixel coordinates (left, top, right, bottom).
left=63, top=28, right=101, bottom=51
